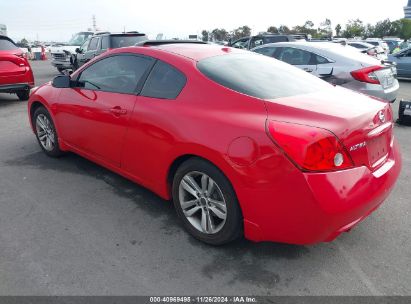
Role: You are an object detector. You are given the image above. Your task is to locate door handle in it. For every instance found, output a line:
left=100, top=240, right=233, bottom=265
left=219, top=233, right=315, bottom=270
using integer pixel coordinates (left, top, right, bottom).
left=109, top=107, right=127, bottom=115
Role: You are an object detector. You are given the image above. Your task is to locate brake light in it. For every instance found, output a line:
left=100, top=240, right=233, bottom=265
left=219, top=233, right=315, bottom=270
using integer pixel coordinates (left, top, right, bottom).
left=267, top=120, right=354, bottom=172
left=351, top=65, right=382, bottom=84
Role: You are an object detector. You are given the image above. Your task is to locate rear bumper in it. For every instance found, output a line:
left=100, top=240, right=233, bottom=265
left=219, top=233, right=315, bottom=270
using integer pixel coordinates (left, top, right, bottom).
left=342, top=80, right=399, bottom=103
left=0, top=83, right=32, bottom=93
left=241, top=138, right=402, bottom=245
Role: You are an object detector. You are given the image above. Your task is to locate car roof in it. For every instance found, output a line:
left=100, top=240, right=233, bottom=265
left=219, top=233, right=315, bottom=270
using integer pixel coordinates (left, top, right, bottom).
left=254, top=41, right=343, bottom=51
left=139, top=43, right=245, bottom=61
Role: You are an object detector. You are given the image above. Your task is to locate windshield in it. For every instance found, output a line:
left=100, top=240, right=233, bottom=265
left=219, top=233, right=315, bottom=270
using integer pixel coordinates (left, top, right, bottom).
left=110, top=35, right=147, bottom=48
left=68, top=32, right=93, bottom=46
left=197, top=53, right=331, bottom=100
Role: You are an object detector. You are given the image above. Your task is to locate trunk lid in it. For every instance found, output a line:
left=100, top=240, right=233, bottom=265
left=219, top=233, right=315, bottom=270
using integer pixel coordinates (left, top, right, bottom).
left=265, top=86, right=393, bottom=171
left=0, top=49, right=28, bottom=80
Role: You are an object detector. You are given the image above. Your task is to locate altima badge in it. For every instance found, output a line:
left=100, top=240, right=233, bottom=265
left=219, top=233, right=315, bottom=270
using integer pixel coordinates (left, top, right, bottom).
left=350, top=141, right=367, bottom=152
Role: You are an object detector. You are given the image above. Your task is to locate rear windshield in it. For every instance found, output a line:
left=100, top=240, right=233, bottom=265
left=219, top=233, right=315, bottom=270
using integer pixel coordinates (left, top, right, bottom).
left=197, top=53, right=330, bottom=99
left=110, top=35, right=147, bottom=48
left=0, top=38, right=18, bottom=50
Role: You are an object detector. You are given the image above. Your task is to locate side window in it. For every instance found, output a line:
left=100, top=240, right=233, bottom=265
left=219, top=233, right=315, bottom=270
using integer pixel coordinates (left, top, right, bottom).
left=80, top=39, right=90, bottom=52
left=254, top=47, right=276, bottom=57
left=88, top=37, right=99, bottom=51
left=141, top=60, right=186, bottom=99
left=231, top=38, right=249, bottom=49
left=279, top=47, right=312, bottom=65
left=250, top=37, right=263, bottom=49
left=78, top=55, right=154, bottom=94
left=101, top=36, right=109, bottom=50
left=313, top=54, right=331, bottom=65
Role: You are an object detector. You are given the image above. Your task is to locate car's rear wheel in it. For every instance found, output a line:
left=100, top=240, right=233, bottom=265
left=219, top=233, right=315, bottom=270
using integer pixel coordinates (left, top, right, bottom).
left=17, top=90, right=30, bottom=101
left=172, top=158, right=242, bottom=245
left=32, top=106, right=64, bottom=157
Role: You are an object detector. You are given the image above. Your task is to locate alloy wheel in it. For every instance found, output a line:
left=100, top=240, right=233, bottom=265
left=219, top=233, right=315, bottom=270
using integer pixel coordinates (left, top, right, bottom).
left=35, top=114, right=55, bottom=152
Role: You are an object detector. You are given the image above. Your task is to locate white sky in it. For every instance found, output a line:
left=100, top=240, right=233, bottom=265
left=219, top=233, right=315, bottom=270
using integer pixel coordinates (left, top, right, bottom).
left=0, top=0, right=409, bottom=42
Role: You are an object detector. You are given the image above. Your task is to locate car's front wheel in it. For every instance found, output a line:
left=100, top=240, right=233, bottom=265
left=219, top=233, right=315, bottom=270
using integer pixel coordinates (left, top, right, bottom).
left=32, top=106, right=64, bottom=157
left=172, top=158, right=243, bottom=245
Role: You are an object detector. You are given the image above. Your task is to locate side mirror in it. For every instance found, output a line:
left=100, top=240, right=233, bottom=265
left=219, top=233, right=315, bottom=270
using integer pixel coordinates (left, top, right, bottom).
left=52, top=75, right=71, bottom=88
left=75, top=47, right=82, bottom=54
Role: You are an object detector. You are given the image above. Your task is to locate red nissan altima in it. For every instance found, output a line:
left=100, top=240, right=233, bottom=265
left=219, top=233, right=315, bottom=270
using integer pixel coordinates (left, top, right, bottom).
left=28, top=41, right=401, bottom=245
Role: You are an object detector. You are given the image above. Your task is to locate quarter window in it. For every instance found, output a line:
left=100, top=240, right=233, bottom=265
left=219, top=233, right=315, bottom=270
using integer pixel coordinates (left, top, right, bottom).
left=88, top=37, right=99, bottom=51
left=101, top=36, right=109, bottom=50
left=279, top=47, right=312, bottom=65
left=78, top=55, right=154, bottom=94
left=254, top=47, right=277, bottom=57
left=141, top=61, right=186, bottom=99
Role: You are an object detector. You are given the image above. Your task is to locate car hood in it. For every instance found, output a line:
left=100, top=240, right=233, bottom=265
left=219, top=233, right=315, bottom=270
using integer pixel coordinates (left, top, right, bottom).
left=50, top=45, right=78, bottom=54
left=265, top=86, right=393, bottom=170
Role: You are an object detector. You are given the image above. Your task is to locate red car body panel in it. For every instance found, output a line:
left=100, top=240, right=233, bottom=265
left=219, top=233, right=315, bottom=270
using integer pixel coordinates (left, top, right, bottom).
left=0, top=45, right=34, bottom=88
left=28, top=44, right=401, bottom=244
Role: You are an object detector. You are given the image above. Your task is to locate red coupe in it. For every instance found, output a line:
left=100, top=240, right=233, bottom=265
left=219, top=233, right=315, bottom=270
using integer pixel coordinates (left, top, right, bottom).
left=0, top=35, right=34, bottom=100
left=28, top=41, right=401, bottom=245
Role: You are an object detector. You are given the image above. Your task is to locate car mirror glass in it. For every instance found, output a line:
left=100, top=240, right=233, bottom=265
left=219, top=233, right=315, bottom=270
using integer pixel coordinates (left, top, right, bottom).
left=52, top=75, right=71, bottom=88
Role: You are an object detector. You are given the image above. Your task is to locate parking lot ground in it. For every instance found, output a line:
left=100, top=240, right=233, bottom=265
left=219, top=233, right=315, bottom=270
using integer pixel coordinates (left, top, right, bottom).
left=0, top=60, right=410, bottom=296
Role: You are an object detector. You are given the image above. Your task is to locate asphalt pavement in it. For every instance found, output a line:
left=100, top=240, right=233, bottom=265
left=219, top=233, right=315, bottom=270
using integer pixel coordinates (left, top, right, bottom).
left=0, top=59, right=410, bottom=296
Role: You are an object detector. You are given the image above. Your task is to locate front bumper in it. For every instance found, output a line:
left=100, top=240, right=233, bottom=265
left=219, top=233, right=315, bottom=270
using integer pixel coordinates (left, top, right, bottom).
left=51, top=59, right=72, bottom=69
left=241, top=138, right=401, bottom=245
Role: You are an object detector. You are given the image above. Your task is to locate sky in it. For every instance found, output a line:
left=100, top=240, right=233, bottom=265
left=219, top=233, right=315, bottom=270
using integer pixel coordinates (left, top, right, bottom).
left=0, top=0, right=409, bottom=42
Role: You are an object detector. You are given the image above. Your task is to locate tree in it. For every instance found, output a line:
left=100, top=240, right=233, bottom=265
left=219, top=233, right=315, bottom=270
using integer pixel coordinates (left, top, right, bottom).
left=19, top=38, right=29, bottom=45
left=399, top=18, right=411, bottom=40
left=211, top=28, right=229, bottom=41
left=278, top=25, right=291, bottom=34
left=342, top=19, right=365, bottom=38
left=335, top=24, right=342, bottom=37
left=373, top=19, right=399, bottom=38
left=267, top=26, right=279, bottom=33
left=318, top=18, right=332, bottom=37
left=201, top=30, right=209, bottom=42
left=231, top=25, right=251, bottom=40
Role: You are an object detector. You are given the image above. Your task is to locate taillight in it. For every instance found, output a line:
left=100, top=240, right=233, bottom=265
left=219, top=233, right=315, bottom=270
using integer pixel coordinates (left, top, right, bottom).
left=267, top=120, right=354, bottom=172
left=351, top=65, right=382, bottom=84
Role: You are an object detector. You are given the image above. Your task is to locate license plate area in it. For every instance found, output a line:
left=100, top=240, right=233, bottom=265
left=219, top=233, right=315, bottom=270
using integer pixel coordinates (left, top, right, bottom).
left=367, top=132, right=390, bottom=167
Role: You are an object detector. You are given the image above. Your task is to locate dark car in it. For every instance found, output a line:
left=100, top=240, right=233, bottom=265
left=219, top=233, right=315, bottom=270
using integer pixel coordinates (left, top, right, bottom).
left=71, top=32, right=148, bottom=70
left=0, top=35, right=34, bottom=100
left=228, top=33, right=306, bottom=50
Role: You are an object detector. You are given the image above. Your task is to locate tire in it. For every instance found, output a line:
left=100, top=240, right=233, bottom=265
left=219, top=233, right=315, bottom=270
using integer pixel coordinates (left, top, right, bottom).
left=16, top=90, right=30, bottom=101
left=57, top=67, right=65, bottom=74
left=32, top=106, right=64, bottom=157
left=172, top=158, right=243, bottom=245
left=398, top=100, right=411, bottom=126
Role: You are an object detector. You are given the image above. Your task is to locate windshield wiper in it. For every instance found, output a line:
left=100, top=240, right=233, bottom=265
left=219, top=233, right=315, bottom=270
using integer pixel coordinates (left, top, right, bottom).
left=83, top=80, right=101, bottom=89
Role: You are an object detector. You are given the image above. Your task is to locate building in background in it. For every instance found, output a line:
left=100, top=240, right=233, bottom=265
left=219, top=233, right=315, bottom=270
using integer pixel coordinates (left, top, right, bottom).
left=405, top=0, right=411, bottom=19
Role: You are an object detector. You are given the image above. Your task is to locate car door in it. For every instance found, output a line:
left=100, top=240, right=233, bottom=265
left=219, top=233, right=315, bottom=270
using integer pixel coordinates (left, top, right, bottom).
left=277, top=47, right=317, bottom=73
left=56, top=54, right=155, bottom=166
left=76, top=38, right=90, bottom=67
left=395, top=49, right=411, bottom=78
left=83, top=36, right=99, bottom=63
left=121, top=60, right=187, bottom=185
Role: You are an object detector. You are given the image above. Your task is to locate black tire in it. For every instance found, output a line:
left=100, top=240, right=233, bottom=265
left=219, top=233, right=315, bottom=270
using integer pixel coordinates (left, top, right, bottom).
left=16, top=90, right=30, bottom=101
left=172, top=158, right=243, bottom=245
left=57, top=67, right=65, bottom=74
left=398, top=100, right=411, bottom=126
left=32, top=106, right=64, bottom=157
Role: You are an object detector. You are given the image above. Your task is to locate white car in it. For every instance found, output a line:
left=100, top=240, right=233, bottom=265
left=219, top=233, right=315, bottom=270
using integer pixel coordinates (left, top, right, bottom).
left=365, top=38, right=390, bottom=54
left=347, top=41, right=388, bottom=61
left=252, top=41, right=399, bottom=102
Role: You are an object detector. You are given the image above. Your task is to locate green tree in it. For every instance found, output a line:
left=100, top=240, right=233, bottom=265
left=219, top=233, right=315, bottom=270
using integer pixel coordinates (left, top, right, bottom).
left=342, top=19, right=365, bottom=38
left=399, top=18, right=411, bottom=40
left=231, top=25, right=251, bottom=40
left=201, top=30, right=209, bottom=42
left=267, top=26, right=279, bottom=33
left=211, top=28, right=229, bottom=41
left=278, top=25, right=291, bottom=34
left=335, top=24, right=342, bottom=37
left=318, top=18, right=332, bottom=37
left=19, top=38, right=29, bottom=45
